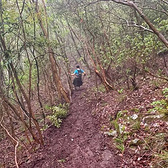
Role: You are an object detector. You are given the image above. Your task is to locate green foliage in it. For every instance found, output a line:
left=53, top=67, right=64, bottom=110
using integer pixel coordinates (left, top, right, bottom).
left=19, top=60, right=38, bottom=88
left=117, top=88, right=124, bottom=94
left=159, top=19, right=168, bottom=32
left=58, top=159, right=66, bottom=163
left=163, top=88, right=168, bottom=98
left=114, top=134, right=128, bottom=154
left=111, top=120, right=120, bottom=135
left=40, top=124, right=49, bottom=131
left=110, top=110, right=128, bottom=153
left=47, top=103, right=69, bottom=128
left=144, top=133, right=168, bottom=168
left=130, top=108, right=139, bottom=113
left=154, top=151, right=168, bottom=168
left=92, top=84, right=106, bottom=93
left=131, top=120, right=141, bottom=131
left=150, top=88, right=168, bottom=116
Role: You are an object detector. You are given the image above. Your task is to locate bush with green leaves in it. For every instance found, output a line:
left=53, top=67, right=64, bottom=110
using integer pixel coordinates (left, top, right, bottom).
left=150, top=88, right=168, bottom=116
left=110, top=110, right=128, bottom=154
left=47, top=103, right=69, bottom=128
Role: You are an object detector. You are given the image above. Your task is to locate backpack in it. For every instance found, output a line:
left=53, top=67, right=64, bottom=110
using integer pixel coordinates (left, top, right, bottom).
left=77, top=69, right=82, bottom=78
left=73, top=69, right=83, bottom=87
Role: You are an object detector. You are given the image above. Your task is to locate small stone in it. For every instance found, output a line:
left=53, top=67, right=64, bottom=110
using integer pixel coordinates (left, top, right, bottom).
left=130, top=114, right=138, bottom=120
left=132, top=138, right=139, bottom=144
left=104, top=130, right=117, bottom=137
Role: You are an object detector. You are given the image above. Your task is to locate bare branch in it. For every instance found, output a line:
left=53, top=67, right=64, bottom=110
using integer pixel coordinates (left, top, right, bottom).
left=0, top=116, right=19, bottom=168
left=128, top=22, right=154, bottom=33
left=84, top=0, right=101, bottom=8
left=143, top=7, right=168, bottom=16
left=146, top=70, right=168, bottom=81
left=161, top=0, right=168, bottom=5
left=20, top=0, right=26, bottom=15
left=88, top=0, right=168, bottom=48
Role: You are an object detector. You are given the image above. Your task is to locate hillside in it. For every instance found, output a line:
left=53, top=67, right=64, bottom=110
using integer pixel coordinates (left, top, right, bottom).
left=1, top=74, right=167, bottom=168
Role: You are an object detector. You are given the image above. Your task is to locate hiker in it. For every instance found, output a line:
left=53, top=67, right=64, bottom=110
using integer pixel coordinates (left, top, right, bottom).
left=71, top=65, right=86, bottom=89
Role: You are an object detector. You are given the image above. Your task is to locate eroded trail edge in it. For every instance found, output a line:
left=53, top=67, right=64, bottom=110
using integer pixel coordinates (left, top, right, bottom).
left=21, top=87, right=121, bottom=168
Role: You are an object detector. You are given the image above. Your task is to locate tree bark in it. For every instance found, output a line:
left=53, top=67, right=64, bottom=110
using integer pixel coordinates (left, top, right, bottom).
left=34, top=0, right=70, bottom=103
left=85, top=42, right=113, bottom=92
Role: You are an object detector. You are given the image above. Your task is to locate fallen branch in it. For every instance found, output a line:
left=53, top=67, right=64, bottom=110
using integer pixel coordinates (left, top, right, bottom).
left=0, top=116, right=19, bottom=168
left=146, top=70, right=168, bottom=81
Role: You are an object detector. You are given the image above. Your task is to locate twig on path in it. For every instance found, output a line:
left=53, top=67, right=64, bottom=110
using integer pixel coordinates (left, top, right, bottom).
left=146, top=70, right=168, bottom=81
left=0, top=116, right=19, bottom=168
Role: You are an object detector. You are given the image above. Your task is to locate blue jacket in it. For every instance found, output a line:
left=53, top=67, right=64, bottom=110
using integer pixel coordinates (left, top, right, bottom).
left=73, top=69, right=84, bottom=75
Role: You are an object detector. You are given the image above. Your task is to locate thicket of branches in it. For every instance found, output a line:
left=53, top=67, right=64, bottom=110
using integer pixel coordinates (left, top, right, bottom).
left=0, top=0, right=168, bottom=167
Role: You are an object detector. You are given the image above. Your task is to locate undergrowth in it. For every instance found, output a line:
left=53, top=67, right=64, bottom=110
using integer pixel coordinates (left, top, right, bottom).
left=47, top=103, right=69, bottom=128
left=92, top=84, right=106, bottom=93
left=105, top=86, right=168, bottom=167
left=149, top=87, right=168, bottom=117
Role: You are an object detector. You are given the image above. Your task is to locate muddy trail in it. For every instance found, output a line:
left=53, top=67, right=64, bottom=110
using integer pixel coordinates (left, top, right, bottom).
left=20, top=84, right=121, bottom=168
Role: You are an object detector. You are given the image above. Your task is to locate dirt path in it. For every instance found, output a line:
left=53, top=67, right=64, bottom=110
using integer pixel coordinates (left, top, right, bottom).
left=20, top=85, right=121, bottom=168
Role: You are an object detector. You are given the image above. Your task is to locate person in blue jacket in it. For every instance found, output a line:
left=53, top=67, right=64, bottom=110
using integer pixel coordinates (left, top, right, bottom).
left=71, top=65, right=86, bottom=88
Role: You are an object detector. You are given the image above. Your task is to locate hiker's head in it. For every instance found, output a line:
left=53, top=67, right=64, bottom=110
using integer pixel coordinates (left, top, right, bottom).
left=76, top=65, right=80, bottom=68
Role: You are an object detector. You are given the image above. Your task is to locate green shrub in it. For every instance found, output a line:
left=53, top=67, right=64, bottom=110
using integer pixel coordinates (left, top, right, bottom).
left=47, top=103, right=69, bottom=128
left=149, top=88, right=168, bottom=116
left=110, top=110, right=128, bottom=154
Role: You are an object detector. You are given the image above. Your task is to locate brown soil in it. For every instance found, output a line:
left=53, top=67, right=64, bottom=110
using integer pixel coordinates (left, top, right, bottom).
left=19, top=84, right=121, bottom=168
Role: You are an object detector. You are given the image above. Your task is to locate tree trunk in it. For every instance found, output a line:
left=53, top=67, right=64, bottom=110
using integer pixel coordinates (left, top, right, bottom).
left=34, top=0, right=70, bottom=103
left=85, top=42, right=113, bottom=92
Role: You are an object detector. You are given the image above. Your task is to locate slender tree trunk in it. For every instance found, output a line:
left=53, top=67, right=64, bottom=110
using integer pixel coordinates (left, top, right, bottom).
left=34, top=0, right=70, bottom=103
left=85, top=42, right=113, bottom=92
left=0, top=31, right=44, bottom=145
left=66, top=19, right=91, bottom=71
left=2, top=98, right=41, bottom=144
